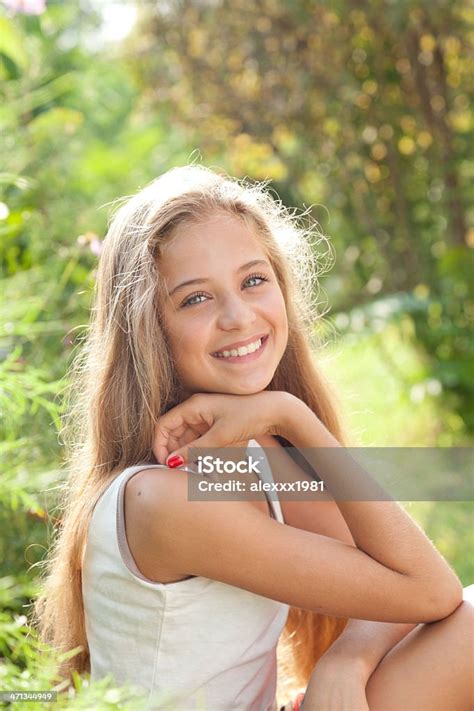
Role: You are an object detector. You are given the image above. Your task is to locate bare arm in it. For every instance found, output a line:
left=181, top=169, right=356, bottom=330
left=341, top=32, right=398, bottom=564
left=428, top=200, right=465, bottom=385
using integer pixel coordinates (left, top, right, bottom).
left=143, top=390, right=462, bottom=623
left=257, top=436, right=420, bottom=679
left=276, top=393, right=462, bottom=614
left=314, top=618, right=417, bottom=678
left=298, top=619, right=417, bottom=710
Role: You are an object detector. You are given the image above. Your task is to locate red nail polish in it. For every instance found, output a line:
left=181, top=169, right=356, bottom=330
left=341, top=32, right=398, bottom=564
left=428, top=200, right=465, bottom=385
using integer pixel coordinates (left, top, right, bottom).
left=167, top=454, right=184, bottom=468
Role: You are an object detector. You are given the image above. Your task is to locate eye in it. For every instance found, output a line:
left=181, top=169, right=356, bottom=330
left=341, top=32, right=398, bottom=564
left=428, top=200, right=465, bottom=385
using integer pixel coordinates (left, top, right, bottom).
left=181, top=291, right=208, bottom=307
left=244, top=273, right=269, bottom=288
left=180, top=273, right=269, bottom=308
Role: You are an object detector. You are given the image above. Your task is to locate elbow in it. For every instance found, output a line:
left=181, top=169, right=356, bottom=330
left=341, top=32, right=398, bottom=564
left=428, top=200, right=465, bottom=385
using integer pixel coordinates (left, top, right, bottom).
left=404, top=566, right=464, bottom=623
left=424, top=578, right=464, bottom=622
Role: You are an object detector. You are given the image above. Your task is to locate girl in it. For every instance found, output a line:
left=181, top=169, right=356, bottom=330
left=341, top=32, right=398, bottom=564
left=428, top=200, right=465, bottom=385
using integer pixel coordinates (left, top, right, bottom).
left=35, top=165, right=473, bottom=710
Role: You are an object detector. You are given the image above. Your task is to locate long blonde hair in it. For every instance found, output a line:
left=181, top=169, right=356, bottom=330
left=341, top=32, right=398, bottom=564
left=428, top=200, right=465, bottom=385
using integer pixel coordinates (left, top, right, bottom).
left=33, top=165, right=348, bottom=688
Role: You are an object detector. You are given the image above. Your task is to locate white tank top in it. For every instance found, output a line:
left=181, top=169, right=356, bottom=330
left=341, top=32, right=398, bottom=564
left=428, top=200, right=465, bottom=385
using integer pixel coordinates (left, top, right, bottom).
left=82, top=440, right=289, bottom=710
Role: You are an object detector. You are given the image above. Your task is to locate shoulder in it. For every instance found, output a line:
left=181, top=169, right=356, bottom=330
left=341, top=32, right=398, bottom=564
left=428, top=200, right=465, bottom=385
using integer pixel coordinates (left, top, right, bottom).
left=124, top=467, right=200, bottom=582
left=125, top=465, right=193, bottom=508
left=123, top=466, right=273, bottom=582
left=124, top=466, right=200, bottom=550
left=124, top=465, right=269, bottom=548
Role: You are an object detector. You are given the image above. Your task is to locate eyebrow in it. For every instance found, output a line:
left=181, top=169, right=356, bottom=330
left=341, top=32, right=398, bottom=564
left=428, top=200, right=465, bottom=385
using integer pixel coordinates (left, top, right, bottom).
left=168, top=259, right=271, bottom=297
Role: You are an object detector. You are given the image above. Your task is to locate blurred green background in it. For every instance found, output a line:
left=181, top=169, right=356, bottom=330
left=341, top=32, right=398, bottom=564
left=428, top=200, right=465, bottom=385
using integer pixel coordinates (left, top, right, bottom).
left=1, top=0, right=472, bottom=706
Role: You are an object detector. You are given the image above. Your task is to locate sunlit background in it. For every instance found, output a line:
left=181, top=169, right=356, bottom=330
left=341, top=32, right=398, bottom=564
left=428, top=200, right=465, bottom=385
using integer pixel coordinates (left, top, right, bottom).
left=1, top=0, right=472, bottom=706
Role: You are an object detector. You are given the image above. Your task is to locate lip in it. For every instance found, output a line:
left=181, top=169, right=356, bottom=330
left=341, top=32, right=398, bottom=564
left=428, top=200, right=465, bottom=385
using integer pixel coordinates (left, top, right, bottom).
left=211, top=335, right=269, bottom=364
left=211, top=333, right=268, bottom=355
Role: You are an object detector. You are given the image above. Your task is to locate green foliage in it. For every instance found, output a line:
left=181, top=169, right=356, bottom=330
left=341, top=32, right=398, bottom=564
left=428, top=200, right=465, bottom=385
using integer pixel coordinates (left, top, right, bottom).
left=0, top=3, right=195, bottom=703
left=405, top=502, right=474, bottom=586
left=0, top=612, right=152, bottom=710
left=129, top=0, right=474, bottom=430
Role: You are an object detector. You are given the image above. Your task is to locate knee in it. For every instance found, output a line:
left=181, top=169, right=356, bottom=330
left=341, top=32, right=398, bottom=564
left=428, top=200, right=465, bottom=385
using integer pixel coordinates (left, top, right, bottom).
left=449, top=584, right=473, bottom=619
left=456, top=584, right=474, bottom=631
left=430, top=584, right=473, bottom=624
left=462, top=583, right=474, bottom=606
left=452, top=584, right=474, bottom=625
left=438, top=585, right=474, bottom=651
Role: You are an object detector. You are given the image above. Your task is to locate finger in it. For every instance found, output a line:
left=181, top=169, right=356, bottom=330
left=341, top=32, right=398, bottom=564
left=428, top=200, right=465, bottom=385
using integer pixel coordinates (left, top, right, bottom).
left=153, top=427, right=173, bottom=464
left=153, top=425, right=172, bottom=461
left=158, top=396, right=210, bottom=433
left=166, top=422, right=228, bottom=467
left=154, top=420, right=191, bottom=462
left=154, top=444, right=169, bottom=465
left=154, top=420, right=185, bottom=446
left=154, top=423, right=208, bottom=464
left=154, top=400, right=212, bottom=454
left=164, top=427, right=202, bottom=463
left=181, top=427, right=202, bottom=446
left=153, top=427, right=185, bottom=464
left=155, top=394, right=220, bottom=466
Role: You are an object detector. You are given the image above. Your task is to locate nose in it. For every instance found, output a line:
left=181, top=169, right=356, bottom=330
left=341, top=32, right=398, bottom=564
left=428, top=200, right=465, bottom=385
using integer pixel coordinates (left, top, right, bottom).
left=216, top=293, right=257, bottom=331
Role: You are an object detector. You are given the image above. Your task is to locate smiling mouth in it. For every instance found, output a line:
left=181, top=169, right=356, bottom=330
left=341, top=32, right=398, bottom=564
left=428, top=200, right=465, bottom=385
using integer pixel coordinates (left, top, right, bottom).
left=211, top=335, right=269, bottom=361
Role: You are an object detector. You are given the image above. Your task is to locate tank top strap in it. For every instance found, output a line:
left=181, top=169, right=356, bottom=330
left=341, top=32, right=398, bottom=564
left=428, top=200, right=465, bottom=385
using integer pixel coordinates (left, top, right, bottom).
left=247, top=440, right=285, bottom=524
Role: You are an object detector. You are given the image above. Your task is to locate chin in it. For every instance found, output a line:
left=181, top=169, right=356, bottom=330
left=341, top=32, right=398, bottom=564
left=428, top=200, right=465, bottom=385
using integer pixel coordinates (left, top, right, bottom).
left=187, top=367, right=276, bottom=396
left=222, top=376, right=274, bottom=396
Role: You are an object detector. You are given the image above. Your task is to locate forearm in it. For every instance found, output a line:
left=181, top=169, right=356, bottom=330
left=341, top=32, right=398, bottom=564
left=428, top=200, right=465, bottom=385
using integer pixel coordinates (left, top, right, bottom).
left=317, top=618, right=417, bottom=679
left=279, top=394, right=462, bottom=608
left=300, top=619, right=416, bottom=710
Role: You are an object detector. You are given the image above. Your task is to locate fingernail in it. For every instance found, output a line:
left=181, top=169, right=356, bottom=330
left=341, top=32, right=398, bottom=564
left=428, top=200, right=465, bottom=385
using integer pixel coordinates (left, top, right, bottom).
left=167, top=454, right=185, bottom=468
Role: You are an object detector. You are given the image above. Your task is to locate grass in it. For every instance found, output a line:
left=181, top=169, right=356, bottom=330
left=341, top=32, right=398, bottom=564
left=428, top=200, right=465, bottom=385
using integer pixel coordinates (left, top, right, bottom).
left=317, top=324, right=473, bottom=585
left=318, top=323, right=468, bottom=447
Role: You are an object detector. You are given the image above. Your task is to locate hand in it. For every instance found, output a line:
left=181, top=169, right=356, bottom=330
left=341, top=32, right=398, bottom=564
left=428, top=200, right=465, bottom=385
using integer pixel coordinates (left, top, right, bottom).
left=153, top=391, right=294, bottom=465
left=301, top=657, right=370, bottom=711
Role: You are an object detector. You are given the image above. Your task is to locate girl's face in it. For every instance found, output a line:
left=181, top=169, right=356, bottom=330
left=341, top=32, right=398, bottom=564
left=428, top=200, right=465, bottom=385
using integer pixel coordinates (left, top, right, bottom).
left=159, top=212, right=289, bottom=396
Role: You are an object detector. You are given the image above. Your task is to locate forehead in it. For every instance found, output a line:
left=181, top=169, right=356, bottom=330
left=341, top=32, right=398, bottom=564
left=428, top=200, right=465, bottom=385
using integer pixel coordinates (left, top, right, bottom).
left=159, top=213, right=268, bottom=279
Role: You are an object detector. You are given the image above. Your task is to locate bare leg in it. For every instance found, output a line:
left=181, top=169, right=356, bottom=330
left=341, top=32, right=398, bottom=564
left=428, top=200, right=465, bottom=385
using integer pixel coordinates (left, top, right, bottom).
left=365, top=585, right=474, bottom=711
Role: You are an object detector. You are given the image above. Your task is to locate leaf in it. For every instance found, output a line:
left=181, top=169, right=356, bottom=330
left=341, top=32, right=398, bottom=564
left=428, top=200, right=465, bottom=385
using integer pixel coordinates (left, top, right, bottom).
left=0, top=172, right=34, bottom=189
left=8, top=72, right=77, bottom=116
left=28, top=107, right=84, bottom=140
left=0, top=16, right=29, bottom=71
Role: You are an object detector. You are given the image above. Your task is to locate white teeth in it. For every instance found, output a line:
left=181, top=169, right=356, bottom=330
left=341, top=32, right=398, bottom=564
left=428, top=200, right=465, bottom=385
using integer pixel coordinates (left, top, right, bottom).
left=214, top=338, right=264, bottom=359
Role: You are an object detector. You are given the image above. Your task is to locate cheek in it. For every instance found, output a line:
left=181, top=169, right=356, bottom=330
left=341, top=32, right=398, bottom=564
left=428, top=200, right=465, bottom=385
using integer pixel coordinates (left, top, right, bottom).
left=167, top=314, right=208, bottom=363
left=265, top=289, right=288, bottom=333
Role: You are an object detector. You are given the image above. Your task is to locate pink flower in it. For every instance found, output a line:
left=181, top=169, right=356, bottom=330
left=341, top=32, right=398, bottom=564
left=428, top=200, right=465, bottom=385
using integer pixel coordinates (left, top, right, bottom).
left=2, top=0, right=47, bottom=15
left=90, top=238, right=103, bottom=256
left=76, top=231, right=102, bottom=256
